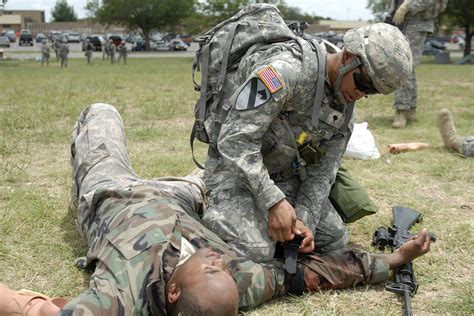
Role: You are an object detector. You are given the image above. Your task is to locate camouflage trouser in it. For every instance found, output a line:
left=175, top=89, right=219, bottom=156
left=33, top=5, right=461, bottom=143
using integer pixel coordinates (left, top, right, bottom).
left=393, top=24, right=428, bottom=111
left=117, top=54, right=127, bottom=64
left=70, top=103, right=205, bottom=238
left=461, top=136, right=474, bottom=157
left=86, top=51, right=92, bottom=64
left=60, top=55, right=68, bottom=68
left=41, top=54, right=49, bottom=66
left=70, top=104, right=140, bottom=238
left=203, top=172, right=348, bottom=262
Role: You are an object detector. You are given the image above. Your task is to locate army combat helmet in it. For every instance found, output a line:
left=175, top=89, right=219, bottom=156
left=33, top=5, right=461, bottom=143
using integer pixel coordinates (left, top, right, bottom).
left=343, top=23, right=412, bottom=95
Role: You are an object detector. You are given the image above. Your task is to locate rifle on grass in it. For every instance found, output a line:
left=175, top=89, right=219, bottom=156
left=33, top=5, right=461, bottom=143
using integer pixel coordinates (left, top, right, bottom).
left=372, top=206, right=436, bottom=316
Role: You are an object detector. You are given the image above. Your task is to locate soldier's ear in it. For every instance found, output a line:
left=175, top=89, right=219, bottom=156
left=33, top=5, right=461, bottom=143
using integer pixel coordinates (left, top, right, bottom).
left=342, top=49, right=356, bottom=64
left=167, top=283, right=181, bottom=304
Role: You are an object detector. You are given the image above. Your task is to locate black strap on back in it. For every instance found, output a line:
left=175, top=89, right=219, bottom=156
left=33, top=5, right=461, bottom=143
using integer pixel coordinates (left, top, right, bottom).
left=190, top=43, right=211, bottom=169
left=309, top=39, right=326, bottom=129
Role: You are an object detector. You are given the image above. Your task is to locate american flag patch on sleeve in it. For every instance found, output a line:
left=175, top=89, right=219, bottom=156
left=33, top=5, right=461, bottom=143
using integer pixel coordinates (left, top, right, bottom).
left=257, top=66, right=284, bottom=94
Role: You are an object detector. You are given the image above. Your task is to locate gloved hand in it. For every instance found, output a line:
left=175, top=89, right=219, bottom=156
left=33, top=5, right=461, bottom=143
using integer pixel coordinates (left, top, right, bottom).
left=392, top=2, right=410, bottom=25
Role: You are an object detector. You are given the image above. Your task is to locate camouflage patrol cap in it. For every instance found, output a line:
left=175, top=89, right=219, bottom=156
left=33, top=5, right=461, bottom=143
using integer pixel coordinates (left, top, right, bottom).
left=343, top=23, right=412, bottom=95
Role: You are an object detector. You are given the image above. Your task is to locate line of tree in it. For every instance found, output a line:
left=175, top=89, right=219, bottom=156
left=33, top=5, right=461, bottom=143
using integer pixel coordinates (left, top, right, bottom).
left=84, top=0, right=331, bottom=51
left=51, top=0, right=78, bottom=22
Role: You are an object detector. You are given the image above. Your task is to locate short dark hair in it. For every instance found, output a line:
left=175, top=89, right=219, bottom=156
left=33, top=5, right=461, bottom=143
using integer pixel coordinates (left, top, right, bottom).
left=169, top=288, right=237, bottom=316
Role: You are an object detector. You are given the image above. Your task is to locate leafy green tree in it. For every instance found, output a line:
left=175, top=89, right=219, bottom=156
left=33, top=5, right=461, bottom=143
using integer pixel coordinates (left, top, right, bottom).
left=366, top=0, right=391, bottom=22
left=51, top=0, right=78, bottom=22
left=182, top=0, right=327, bottom=37
left=84, top=0, right=99, bottom=18
left=444, top=0, right=474, bottom=57
left=95, top=0, right=194, bottom=51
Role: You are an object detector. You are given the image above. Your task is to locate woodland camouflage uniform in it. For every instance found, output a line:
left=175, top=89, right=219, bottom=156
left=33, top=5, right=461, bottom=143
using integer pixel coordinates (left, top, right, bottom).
left=59, top=103, right=391, bottom=314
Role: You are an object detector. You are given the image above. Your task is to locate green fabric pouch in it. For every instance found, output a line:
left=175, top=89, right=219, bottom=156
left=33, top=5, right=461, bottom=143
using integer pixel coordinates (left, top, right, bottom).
left=329, top=166, right=378, bottom=223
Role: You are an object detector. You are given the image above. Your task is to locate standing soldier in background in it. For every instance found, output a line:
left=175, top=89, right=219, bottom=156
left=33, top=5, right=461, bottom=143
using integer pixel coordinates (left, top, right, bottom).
left=108, top=40, right=116, bottom=64
left=390, top=0, right=448, bottom=128
left=117, top=40, right=128, bottom=64
left=84, top=39, right=94, bottom=65
left=59, top=39, right=69, bottom=68
left=41, top=40, right=50, bottom=67
left=53, top=38, right=60, bottom=62
left=102, top=39, right=109, bottom=60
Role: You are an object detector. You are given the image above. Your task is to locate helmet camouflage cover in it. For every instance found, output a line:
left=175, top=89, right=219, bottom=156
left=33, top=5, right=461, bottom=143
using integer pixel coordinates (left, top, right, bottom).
left=343, top=23, right=413, bottom=95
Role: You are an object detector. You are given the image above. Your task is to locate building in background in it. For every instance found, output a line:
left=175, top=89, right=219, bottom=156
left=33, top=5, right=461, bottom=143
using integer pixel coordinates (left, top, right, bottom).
left=0, top=9, right=45, bottom=31
left=307, top=20, right=370, bottom=34
left=0, top=14, right=20, bottom=33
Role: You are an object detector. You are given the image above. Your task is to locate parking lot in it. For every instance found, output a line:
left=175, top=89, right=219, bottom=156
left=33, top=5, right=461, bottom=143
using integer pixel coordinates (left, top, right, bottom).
left=0, top=39, right=467, bottom=60
left=0, top=40, right=199, bottom=59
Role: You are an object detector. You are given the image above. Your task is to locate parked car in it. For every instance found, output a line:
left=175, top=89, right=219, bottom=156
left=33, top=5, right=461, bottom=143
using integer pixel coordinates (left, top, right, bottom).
left=178, top=34, right=193, bottom=46
left=313, top=31, right=343, bottom=46
left=108, top=35, right=123, bottom=47
left=4, top=30, right=17, bottom=42
left=423, top=39, right=446, bottom=56
left=132, top=40, right=160, bottom=51
left=82, top=35, right=103, bottom=51
left=0, top=36, right=11, bottom=47
left=48, top=31, right=62, bottom=41
left=168, top=39, right=188, bottom=51
left=67, top=32, right=81, bottom=43
left=19, top=30, right=33, bottom=46
left=35, top=32, right=47, bottom=43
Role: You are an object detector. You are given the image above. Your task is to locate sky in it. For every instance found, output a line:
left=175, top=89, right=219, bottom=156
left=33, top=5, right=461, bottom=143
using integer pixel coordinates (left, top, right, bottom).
left=3, top=0, right=375, bottom=22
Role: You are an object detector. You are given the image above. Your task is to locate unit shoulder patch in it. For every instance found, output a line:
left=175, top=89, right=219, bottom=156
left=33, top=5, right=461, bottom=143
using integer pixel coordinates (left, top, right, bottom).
left=235, top=77, right=271, bottom=111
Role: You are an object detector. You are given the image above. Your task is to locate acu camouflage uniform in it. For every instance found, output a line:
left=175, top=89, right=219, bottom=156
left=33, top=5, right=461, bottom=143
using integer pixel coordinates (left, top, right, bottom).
left=460, top=137, right=474, bottom=156
left=60, top=103, right=391, bottom=314
left=59, top=42, right=69, bottom=68
left=202, top=26, right=355, bottom=262
left=41, top=42, right=50, bottom=67
left=117, top=42, right=128, bottom=64
left=53, top=39, right=60, bottom=61
left=108, top=41, right=116, bottom=64
left=393, top=0, right=447, bottom=111
left=85, top=41, right=94, bottom=64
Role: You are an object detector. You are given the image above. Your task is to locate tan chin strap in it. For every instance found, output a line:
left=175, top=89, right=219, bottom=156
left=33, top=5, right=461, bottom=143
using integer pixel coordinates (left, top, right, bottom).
left=334, top=51, right=363, bottom=105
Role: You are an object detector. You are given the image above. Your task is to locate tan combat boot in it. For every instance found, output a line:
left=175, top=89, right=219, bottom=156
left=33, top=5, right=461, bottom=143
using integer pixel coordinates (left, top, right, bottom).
left=437, top=108, right=463, bottom=152
left=0, top=283, right=68, bottom=316
left=407, top=108, right=417, bottom=121
left=392, top=110, right=407, bottom=128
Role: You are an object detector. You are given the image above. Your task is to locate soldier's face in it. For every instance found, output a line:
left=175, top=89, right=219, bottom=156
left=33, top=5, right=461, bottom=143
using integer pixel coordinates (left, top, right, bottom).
left=339, top=52, right=378, bottom=102
left=173, top=248, right=239, bottom=310
left=339, top=67, right=368, bottom=102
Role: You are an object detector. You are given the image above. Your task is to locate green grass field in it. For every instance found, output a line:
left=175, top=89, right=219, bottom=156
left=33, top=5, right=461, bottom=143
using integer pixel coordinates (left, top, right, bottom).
left=0, top=57, right=473, bottom=315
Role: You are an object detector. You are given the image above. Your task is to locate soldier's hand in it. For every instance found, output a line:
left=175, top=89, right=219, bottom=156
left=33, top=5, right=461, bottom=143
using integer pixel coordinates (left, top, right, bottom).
left=293, top=219, right=315, bottom=253
left=268, top=199, right=296, bottom=242
left=392, top=2, right=409, bottom=25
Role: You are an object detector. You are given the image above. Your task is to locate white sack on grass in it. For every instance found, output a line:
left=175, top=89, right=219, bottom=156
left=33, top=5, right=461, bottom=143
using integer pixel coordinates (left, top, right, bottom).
left=344, top=122, right=380, bottom=160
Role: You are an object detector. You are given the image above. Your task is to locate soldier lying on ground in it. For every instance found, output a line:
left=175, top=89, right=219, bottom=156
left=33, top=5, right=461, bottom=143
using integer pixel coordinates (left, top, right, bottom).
left=0, top=104, right=432, bottom=315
